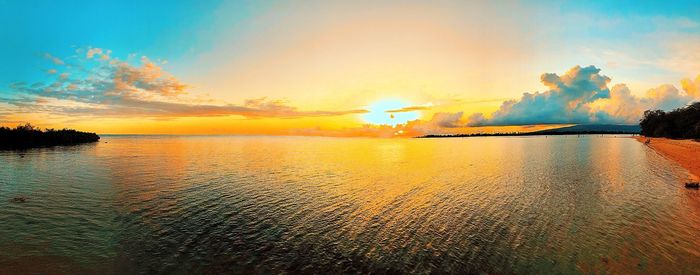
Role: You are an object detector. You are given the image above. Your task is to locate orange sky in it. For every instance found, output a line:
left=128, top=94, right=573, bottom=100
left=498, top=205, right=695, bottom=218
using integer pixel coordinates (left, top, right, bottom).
left=2, top=1, right=700, bottom=136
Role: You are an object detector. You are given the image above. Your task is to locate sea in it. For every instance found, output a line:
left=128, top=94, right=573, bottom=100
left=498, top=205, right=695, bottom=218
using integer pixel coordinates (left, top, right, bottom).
left=1, top=135, right=699, bottom=274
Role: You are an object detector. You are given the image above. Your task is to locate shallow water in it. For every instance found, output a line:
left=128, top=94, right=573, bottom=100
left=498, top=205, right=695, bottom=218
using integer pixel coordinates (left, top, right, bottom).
left=1, top=135, right=699, bottom=274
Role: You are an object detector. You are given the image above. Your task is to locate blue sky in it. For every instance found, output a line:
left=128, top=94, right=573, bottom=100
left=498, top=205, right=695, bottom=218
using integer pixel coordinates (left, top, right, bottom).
left=0, top=0, right=233, bottom=85
left=2, top=0, right=698, bottom=87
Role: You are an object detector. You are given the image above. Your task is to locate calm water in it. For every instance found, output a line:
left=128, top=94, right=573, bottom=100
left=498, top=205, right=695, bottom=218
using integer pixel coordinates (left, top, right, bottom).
left=1, top=136, right=699, bottom=274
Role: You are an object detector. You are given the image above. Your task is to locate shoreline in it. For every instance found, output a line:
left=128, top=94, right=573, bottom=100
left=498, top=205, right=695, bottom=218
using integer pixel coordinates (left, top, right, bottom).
left=634, top=137, right=700, bottom=180
left=418, top=132, right=638, bottom=138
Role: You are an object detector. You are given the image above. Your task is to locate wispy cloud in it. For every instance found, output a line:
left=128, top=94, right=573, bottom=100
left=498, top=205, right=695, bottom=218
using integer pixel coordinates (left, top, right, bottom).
left=86, top=47, right=111, bottom=60
left=385, top=105, right=431, bottom=113
left=4, top=48, right=368, bottom=119
left=43, top=53, right=64, bottom=65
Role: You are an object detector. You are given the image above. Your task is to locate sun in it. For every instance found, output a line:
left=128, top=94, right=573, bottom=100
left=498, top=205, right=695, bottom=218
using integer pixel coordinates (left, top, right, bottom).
left=361, top=99, right=421, bottom=126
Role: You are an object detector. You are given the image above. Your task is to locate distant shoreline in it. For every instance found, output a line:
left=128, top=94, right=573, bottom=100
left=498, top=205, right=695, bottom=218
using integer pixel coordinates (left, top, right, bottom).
left=417, top=131, right=639, bottom=138
left=416, top=124, right=641, bottom=138
left=635, top=136, right=700, bottom=180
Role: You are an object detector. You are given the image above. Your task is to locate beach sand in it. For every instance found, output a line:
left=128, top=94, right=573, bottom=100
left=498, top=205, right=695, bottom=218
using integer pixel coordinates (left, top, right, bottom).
left=635, top=137, right=700, bottom=180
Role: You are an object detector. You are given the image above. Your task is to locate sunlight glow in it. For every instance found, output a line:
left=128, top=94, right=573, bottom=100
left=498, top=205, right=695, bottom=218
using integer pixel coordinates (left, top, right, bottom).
left=362, top=99, right=420, bottom=126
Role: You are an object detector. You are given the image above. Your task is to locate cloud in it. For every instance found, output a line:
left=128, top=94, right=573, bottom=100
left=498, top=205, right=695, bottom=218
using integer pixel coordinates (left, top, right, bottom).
left=586, top=83, right=694, bottom=124
left=4, top=48, right=367, bottom=119
left=7, top=50, right=699, bottom=136
left=644, top=84, right=692, bottom=110
left=299, top=111, right=473, bottom=137
left=419, top=112, right=463, bottom=128
left=585, top=84, right=644, bottom=124
left=466, top=113, right=487, bottom=126
left=681, top=75, right=700, bottom=98
left=289, top=112, right=563, bottom=138
left=4, top=96, right=366, bottom=119
left=289, top=112, right=466, bottom=137
left=86, top=47, right=111, bottom=60
left=385, top=105, right=431, bottom=113
left=470, top=65, right=700, bottom=126
left=109, top=56, right=187, bottom=98
left=43, top=53, right=64, bottom=65
left=471, top=66, right=611, bottom=125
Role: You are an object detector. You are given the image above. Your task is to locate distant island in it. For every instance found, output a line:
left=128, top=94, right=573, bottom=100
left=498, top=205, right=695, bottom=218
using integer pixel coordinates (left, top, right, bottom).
left=417, top=124, right=641, bottom=138
left=0, top=123, right=100, bottom=149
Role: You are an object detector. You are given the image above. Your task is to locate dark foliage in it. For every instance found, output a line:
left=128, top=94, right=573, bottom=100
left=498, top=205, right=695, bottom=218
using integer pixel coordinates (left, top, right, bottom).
left=0, top=123, right=100, bottom=149
left=640, top=102, right=700, bottom=139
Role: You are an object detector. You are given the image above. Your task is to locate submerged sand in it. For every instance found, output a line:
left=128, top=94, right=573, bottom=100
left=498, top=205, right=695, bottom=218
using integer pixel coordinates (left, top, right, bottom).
left=635, top=136, right=700, bottom=180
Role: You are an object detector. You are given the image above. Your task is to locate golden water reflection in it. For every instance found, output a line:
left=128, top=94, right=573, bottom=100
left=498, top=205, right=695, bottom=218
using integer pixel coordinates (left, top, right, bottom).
left=0, top=135, right=699, bottom=274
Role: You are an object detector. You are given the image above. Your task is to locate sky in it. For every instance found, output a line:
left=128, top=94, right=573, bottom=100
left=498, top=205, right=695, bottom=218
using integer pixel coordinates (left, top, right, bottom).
left=1, top=0, right=699, bottom=136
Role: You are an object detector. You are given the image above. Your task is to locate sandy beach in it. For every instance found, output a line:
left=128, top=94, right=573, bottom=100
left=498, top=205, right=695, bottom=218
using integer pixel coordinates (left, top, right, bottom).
left=635, top=137, right=700, bottom=180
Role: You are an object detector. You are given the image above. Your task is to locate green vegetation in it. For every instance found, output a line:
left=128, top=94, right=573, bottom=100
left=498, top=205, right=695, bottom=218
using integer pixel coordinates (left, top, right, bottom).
left=0, top=123, right=100, bottom=149
left=640, top=102, right=700, bottom=139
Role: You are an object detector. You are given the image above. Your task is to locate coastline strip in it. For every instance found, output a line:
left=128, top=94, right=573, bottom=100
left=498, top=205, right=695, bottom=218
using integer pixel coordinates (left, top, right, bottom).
left=635, top=137, right=700, bottom=180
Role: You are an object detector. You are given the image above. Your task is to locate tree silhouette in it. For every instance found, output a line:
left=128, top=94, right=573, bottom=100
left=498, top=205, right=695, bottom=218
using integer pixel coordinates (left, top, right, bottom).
left=0, top=123, right=100, bottom=149
left=640, top=102, right=700, bottom=139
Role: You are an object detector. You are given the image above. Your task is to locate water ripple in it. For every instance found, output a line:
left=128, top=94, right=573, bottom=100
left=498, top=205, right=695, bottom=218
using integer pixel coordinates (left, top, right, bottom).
left=0, top=136, right=699, bottom=274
